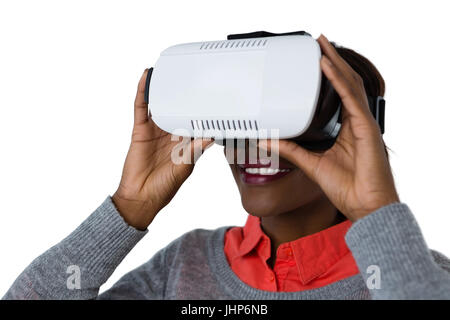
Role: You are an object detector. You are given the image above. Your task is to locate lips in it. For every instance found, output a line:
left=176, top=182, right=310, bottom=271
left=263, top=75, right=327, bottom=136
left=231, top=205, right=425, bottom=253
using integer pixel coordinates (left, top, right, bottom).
left=237, top=161, right=295, bottom=185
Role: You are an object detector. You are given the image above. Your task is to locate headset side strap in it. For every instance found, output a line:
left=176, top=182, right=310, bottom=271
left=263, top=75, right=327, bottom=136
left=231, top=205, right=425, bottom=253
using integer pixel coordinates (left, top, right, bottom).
left=144, top=67, right=154, bottom=105
left=368, top=96, right=385, bottom=134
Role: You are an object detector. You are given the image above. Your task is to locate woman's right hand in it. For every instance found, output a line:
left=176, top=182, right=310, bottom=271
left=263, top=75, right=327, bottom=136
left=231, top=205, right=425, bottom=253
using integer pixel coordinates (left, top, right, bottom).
left=112, top=69, right=213, bottom=230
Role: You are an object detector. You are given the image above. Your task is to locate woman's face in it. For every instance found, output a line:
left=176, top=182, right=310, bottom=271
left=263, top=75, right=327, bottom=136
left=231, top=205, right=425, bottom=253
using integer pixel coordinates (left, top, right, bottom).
left=226, top=141, right=325, bottom=217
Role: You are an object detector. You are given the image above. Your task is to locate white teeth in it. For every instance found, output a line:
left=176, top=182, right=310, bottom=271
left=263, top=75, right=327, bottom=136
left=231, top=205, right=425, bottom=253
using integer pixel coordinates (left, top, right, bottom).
left=244, top=168, right=290, bottom=175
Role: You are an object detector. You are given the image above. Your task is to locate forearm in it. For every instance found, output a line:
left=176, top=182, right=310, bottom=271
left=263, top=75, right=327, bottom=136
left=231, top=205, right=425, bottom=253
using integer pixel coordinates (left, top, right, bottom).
left=346, top=202, right=450, bottom=299
left=3, top=197, right=147, bottom=300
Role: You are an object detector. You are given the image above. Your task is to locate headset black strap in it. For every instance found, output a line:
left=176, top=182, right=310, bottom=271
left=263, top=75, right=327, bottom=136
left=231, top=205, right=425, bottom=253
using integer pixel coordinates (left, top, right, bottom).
left=227, top=30, right=311, bottom=40
left=368, top=96, right=386, bottom=134
left=144, top=67, right=154, bottom=105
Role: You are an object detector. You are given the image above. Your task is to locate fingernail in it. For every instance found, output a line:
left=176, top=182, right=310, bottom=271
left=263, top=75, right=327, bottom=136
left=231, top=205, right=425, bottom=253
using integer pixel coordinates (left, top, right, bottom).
left=140, top=69, right=148, bottom=80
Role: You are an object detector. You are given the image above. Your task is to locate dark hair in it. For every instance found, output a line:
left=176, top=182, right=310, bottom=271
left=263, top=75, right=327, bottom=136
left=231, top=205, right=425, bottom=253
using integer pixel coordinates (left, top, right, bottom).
left=335, top=46, right=385, bottom=98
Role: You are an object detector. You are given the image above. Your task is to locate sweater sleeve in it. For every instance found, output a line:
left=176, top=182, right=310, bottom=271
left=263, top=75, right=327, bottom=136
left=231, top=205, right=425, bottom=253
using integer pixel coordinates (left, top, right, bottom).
left=2, top=197, right=147, bottom=300
left=345, top=202, right=450, bottom=299
left=97, top=246, right=168, bottom=300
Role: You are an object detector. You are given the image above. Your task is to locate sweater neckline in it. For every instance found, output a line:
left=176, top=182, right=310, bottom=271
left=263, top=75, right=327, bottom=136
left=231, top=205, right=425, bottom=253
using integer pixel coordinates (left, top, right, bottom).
left=207, top=226, right=368, bottom=300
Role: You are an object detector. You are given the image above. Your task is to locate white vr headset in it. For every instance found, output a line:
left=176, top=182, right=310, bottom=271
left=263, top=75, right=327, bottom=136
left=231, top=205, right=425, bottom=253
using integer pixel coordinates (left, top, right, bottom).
left=145, top=31, right=385, bottom=151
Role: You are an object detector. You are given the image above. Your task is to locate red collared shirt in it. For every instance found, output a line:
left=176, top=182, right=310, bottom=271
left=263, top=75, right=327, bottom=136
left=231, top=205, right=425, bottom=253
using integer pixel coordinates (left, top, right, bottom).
left=224, top=215, right=360, bottom=292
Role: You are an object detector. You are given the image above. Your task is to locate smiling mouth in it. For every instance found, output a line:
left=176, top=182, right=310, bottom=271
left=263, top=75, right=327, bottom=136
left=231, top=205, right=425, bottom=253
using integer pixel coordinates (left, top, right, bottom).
left=237, top=164, right=294, bottom=184
left=242, top=167, right=291, bottom=175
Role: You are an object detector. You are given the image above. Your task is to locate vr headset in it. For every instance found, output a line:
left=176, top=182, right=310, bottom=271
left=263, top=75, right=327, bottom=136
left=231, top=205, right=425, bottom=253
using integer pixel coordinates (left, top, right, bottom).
left=144, top=31, right=385, bottom=151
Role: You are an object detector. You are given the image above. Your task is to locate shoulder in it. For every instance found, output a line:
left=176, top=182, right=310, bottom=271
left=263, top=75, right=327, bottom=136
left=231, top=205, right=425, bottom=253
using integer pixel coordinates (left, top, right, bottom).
left=161, top=226, right=230, bottom=262
left=431, top=249, right=450, bottom=273
left=169, top=227, right=228, bottom=246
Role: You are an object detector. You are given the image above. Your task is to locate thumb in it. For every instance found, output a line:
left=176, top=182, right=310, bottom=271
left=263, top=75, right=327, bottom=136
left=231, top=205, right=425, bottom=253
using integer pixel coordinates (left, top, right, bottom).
left=258, top=139, right=320, bottom=181
left=190, top=138, right=214, bottom=164
left=171, top=138, right=214, bottom=179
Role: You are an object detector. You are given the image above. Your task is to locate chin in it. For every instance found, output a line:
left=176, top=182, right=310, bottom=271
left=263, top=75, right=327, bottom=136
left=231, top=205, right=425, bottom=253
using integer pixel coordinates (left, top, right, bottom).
left=229, top=161, right=324, bottom=217
left=240, top=193, right=293, bottom=217
left=242, top=202, right=279, bottom=217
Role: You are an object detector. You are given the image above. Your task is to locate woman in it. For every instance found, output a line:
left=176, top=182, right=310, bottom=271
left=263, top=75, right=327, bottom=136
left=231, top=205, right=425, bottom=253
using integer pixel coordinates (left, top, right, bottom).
left=4, top=35, right=450, bottom=299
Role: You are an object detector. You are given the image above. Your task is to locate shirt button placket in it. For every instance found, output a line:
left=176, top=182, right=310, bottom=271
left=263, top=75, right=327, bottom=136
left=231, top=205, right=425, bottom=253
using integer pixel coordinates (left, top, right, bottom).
left=267, top=272, right=276, bottom=290
left=286, top=247, right=293, bottom=257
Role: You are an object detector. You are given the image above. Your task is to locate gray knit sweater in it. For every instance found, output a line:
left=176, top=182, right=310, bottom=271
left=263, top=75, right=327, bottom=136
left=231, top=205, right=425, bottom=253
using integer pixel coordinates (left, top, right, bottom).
left=3, top=197, right=450, bottom=299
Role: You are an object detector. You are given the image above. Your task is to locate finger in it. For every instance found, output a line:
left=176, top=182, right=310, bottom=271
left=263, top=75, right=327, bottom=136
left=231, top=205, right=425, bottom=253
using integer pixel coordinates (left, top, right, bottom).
left=189, top=138, right=215, bottom=164
left=134, top=69, right=150, bottom=125
left=317, top=34, right=355, bottom=79
left=318, top=35, right=373, bottom=118
left=258, top=140, right=320, bottom=181
left=320, top=55, right=372, bottom=120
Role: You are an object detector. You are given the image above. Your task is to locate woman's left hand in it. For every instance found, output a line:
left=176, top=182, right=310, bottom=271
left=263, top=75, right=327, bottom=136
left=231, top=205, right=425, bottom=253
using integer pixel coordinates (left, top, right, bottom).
left=260, top=34, right=399, bottom=222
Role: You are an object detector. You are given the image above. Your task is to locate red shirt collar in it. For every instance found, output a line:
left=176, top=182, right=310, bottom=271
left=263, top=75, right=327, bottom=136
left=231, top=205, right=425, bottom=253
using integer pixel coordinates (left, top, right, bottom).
left=234, top=214, right=353, bottom=285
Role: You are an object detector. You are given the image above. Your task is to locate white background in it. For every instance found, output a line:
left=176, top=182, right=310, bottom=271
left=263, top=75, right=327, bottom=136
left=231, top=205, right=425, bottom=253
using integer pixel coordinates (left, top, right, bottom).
left=1, top=0, right=449, bottom=295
